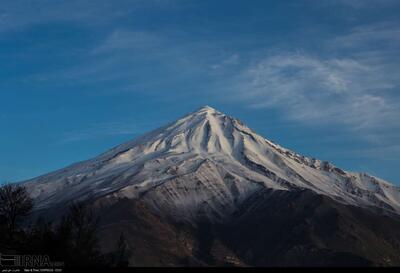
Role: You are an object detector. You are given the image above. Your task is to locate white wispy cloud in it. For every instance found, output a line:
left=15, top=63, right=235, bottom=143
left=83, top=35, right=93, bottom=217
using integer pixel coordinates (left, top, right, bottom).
left=331, top=23, right=400, bottom=50
left=217, top=16, right=400, bottom=142
left=229, top=53, right=399, bottom=132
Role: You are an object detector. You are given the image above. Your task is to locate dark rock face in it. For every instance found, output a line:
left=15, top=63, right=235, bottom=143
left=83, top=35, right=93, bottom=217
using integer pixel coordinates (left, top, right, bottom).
left=86, top=188, right=400, bottom=267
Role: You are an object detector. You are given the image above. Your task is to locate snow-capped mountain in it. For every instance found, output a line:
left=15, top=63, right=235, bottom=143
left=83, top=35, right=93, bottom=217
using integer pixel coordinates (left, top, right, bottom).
left=23, top=106, right=400, bottom=221
left=19, top=106, right=400, bottom=266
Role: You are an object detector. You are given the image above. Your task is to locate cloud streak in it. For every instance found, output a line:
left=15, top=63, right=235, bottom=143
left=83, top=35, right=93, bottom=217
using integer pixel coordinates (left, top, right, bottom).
left=0, top=0, right=180, bottom=32
left=331, top=23, right=400, bottom=50
left=218, top=16, right=400, bottom=144
left=231, top=53, right=399, bottom=131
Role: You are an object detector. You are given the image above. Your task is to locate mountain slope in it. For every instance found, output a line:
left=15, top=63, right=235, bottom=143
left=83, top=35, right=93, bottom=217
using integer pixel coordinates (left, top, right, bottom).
left=23, top=106, right=400, bottom=221
left=223, top=188, right=400, bottom=266
left=91, top=190, right=400, bottom=266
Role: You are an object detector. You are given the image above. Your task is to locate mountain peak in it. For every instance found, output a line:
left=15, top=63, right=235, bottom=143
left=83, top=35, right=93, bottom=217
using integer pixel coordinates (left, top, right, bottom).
left=23, top=106, right=400, bottom=219
left=196, top=105, right=219, bottom=113
left=200, top=105, right=215, bottom=110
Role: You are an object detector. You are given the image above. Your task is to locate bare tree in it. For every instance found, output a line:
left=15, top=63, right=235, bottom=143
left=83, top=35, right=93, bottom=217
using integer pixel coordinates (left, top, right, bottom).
left=59, top=202, right=106, bottom=266
left=0, top=183, right=33, bottom=234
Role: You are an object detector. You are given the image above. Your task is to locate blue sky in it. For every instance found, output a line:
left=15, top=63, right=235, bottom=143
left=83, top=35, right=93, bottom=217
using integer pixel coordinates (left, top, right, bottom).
left=1, top=0, right=399, bottom=184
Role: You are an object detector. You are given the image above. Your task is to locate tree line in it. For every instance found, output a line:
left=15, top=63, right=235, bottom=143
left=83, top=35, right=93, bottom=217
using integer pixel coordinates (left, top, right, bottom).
left=0, top=183, right=131, bottom=267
